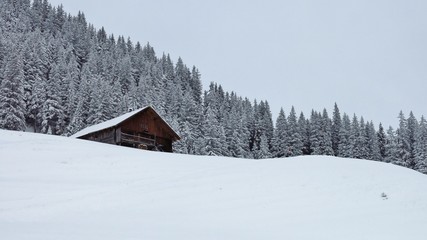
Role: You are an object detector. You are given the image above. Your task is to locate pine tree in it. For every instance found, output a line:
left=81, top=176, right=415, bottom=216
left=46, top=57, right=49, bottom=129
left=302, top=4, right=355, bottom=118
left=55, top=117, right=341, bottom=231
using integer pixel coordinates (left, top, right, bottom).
left=22, top=30, right=47, bottom=131
left=310, top=109, right=333, bottom=155
left=406, top=111, right=418, bottom=169
left=65, top=68, right=91, bottom=135
left=338, top=113, right=352, bottom=158
left=0, top=42, right=26, bottom=131
left=350, top=114, right=362, bottom=158
left=63, top=50, right=81, bottom=125
left=331, top=103, right=341, bottom=156
left=272, top=108, right=288, bottom=158
left=190, top=66, right=203, bottom=105
left=286, top=106, right=303, bottom=156
left=174, top=57, right=192, bottom=94
left=241, top=98, right=254, bottom=158
left=255, top=133, right=271, bottom=159
left=377, top=123, right=386, bottom=161
left=173, top=91, right=202, bottom=155
left=86, top=76, right=115, bottom=126
left=298, top=112, right=311, bottom=155
left=365, top=121, right=381, bottom=161
left=0, top=37, right=6, bottom=68
left=204, top=106, right=227, bottom=156
left=262, top=101, right=274, bottom=152
left=309, top=110, right=322, bottom=155
left=358, top=117, right=368, bottom=159
left=40, top=61, right=65, bottom=135
left=396, top=111, right=411, bottom=167
left=385, top=126, right=399, bottom=164
left=415, top=116, right=427, bottom=173
left=65, top=97, right=85, bottom=135
left=252, top=100, right=274, bottom=155
left=320, top=109, right=334, bottom=155
left=249, top=100, right=267, bottom=157
left=173, top=120, right=194, bottom=154
left=248, top=100, right=259, bottom=154
left=116, top=55, right=135, bottom=94
left=225, top=94, right=249, bottom=158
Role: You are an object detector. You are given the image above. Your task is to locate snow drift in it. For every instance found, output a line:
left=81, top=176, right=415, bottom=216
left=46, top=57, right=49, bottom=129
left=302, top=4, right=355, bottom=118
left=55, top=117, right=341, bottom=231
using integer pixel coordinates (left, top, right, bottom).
left=1, top=129, right=427, bottom=240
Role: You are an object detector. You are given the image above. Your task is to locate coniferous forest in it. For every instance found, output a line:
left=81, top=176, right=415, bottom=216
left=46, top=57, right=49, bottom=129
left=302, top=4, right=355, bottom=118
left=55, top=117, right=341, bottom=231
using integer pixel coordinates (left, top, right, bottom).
left=1, top=0, right=426, bottom=174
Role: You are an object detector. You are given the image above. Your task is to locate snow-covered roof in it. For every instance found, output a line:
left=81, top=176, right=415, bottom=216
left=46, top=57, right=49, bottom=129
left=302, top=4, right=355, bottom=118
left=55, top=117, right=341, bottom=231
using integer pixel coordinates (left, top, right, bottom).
left=71, top=106, right=179, bottom=139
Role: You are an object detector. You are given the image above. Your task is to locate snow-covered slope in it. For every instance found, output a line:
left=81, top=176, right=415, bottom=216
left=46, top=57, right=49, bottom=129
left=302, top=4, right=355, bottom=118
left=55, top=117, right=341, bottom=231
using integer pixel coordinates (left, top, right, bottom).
left=1, top=130, right=427, bottom=240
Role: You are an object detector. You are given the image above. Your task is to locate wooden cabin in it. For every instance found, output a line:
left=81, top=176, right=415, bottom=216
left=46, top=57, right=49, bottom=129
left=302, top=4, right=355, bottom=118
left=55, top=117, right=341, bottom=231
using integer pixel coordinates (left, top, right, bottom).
left=72, top=106, right=180, bottom=152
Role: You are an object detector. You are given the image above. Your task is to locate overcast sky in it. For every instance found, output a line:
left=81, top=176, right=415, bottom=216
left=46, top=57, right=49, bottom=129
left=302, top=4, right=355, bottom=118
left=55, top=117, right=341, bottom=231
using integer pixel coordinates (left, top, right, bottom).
left=49, top=0, right=427, bottom=127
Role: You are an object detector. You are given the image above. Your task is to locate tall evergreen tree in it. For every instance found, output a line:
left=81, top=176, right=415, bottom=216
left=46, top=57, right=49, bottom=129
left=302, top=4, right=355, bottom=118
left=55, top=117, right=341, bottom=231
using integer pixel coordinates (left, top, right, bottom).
left=406, top=111, right=418, bottom=169
left=309, top=110, right=333, bottom=156
left=0, top=42, right=26, bottom=131
left=324, top=109, right=334, bottom=155
left=309, top=110, right=322, bottom=155
left=377, top=123, right=386, bottom=161
left=272, top=108, right=288, bottom=158
left=22, top=30, right=48, bottom=132
left=350, top=114, right=362, bottom=158
left=286, top=106, right=303, bottom=156
left=190, top=66, right=202, bottom=105
left=331, top=103, right=341, bottom=156
left=204, top=106, right=228, bottom=156
left=357, top=117, right=369, bottom=159
left=385, top=126, right=399, bottom=164
left=396, top=111, right=411, bottom=167
left=338, top=113, right=352, bottom=158
left=249, top=100, right=273, bottom=157
left=298, top=112, right=311, bottom=155
left=41, top=61, right=65, bottom=135
left=365, top=121, right=380, bottom=161
left=254, top=133, right=270, bottom=159
left=173, top=91, right=202, bottom=155
left=415, top=116, right=427, bottom=173
left=316, top=109, right=333, bottom=155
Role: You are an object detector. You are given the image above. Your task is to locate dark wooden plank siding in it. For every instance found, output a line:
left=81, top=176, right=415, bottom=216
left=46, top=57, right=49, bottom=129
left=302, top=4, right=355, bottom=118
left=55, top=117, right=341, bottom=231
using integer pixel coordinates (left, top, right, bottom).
left=120, top=108, right=175, bottom=140
left=86, top=128, right=116, bottom=144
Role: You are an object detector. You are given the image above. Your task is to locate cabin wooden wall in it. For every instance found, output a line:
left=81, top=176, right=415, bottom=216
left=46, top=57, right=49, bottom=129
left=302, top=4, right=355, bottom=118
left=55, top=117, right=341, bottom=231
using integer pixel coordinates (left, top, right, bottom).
left=120, top=109, right=175, bottom=140
left=85, top=128, right=116, bottom=144
left=156, top=136, right=173, bottom=152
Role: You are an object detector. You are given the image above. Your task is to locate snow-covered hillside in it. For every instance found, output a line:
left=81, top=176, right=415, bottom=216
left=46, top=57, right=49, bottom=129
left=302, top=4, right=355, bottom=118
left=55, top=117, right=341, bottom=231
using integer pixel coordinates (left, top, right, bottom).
left=1, top=130, right=427, bottom=240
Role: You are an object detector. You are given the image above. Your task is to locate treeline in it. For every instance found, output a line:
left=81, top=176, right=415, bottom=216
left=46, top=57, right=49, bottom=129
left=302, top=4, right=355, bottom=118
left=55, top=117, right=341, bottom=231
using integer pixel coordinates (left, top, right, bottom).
left=0, top=0, right=426, bottom=174
left=201, top=86, right=427, bottom=175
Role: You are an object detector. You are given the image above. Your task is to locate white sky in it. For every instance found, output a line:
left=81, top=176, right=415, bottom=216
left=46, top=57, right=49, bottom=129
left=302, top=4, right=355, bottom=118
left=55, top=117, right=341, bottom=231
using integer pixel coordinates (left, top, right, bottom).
left=48, top=0, right=427, bottom=127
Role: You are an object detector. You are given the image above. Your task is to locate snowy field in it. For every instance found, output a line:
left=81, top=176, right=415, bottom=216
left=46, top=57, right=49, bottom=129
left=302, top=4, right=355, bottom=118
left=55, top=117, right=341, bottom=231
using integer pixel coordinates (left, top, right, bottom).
left=1, top=130, right=427, bottom=240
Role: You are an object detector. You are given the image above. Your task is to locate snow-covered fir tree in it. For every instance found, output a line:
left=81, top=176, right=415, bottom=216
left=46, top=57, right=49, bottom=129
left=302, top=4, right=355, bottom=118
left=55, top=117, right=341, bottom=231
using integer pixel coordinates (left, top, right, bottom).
left=406, top=112, right=418, bottom=169
left=272, top=108, right=288, bottom=158
left=338, top=113, right=352, bottom=158
left=377, top=123, right=386, bottom=161
left=286, top=106, right=303, bottom=156
left=385, top=126, right=399, bottom=164
left=331, top=103, right=341, bottom=156
left=396, top=111, right=411, bottom=167
left=415, top=116, right=427, bottom=173
left=0, top=40, right=26, bottom=131
left=298, top=112, right=311, bottom=155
